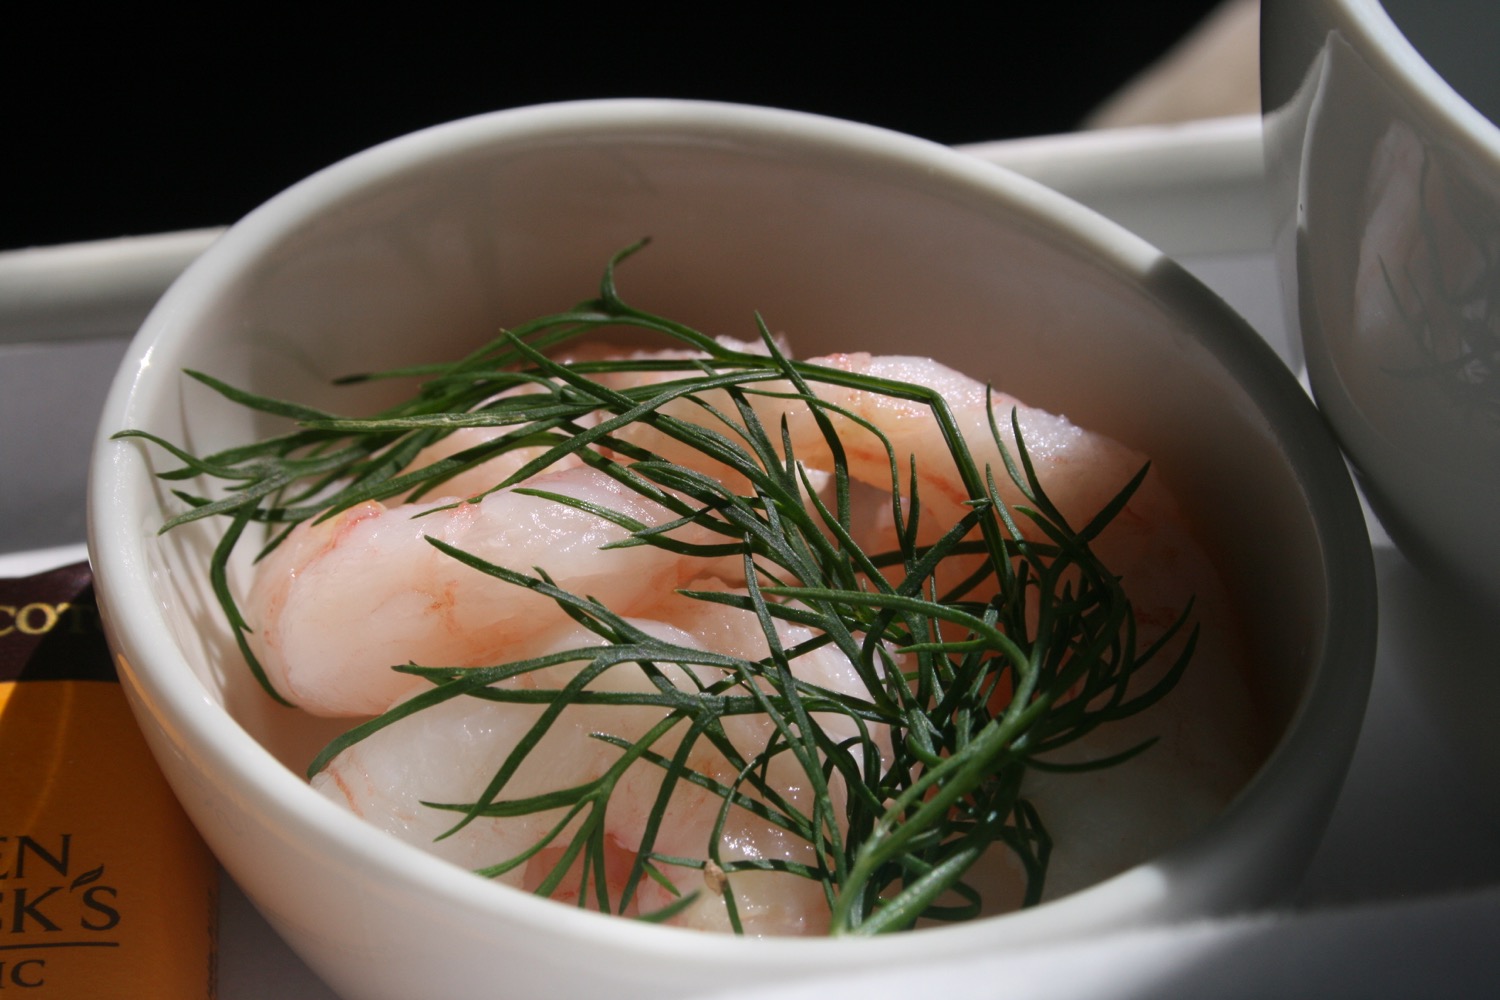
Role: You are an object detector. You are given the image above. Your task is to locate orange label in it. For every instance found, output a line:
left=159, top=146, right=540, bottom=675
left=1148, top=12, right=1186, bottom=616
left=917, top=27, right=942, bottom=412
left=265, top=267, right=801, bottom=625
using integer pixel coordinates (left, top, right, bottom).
left=0, top=564, right=217, bottom=998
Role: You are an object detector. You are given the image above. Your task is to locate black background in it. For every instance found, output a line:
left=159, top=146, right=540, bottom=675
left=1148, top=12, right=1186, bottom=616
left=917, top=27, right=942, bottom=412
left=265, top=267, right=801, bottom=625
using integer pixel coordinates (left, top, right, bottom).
left=6, top=4, right=1224, bottom=251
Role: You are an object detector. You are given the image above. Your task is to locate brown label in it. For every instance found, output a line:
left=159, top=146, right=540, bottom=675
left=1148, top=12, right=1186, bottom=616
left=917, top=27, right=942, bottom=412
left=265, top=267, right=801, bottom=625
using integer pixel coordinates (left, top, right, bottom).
left=0, top=563, right=113, bottom=684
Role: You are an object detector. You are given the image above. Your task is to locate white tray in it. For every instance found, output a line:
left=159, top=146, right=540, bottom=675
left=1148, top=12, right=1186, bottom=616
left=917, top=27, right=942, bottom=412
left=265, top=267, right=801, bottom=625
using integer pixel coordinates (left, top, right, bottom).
left=5, top=116, right=1498, bottom=999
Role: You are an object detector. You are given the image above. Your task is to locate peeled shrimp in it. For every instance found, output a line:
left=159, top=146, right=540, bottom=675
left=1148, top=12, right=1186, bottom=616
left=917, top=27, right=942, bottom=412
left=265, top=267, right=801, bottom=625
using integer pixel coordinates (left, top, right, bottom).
left=247, top=465, right=739, bottom=716
left=314, top=589, right=888, bottom=935
left=593, top=349, right=1221, bottom=626
left=607, top=348, right=1245, bottom=678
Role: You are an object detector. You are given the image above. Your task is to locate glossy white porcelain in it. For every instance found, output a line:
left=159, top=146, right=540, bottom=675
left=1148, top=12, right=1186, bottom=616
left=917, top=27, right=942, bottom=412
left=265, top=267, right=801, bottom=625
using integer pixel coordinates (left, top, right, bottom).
left=89, top=100, right=1375, bottom=1000
left=1262, top=0, right=1500, bottom=610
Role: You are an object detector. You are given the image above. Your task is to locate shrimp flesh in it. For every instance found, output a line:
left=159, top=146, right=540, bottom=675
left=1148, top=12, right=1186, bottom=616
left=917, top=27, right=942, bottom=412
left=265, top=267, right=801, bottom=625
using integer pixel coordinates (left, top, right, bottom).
left=314, top=587, right=890, bottom=935
left=260, top=342, right=1262, bottom=933
left=247, top=465, right=739, bottom=716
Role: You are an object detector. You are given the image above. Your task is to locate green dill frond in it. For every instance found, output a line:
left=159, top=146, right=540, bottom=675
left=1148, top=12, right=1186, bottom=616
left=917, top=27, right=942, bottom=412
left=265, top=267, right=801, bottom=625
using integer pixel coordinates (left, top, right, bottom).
left=120, top=243, right=1191, bottom=934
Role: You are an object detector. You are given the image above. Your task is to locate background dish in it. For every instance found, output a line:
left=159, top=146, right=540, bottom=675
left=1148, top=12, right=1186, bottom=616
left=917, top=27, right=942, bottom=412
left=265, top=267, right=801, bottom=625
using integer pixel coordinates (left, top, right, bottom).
left=1262, top=0, right=1500, bottom=609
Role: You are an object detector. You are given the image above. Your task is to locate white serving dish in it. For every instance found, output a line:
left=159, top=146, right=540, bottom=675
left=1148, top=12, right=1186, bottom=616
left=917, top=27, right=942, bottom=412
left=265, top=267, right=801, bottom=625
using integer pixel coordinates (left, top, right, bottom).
left=85, top=100, right=1373, bottom=1000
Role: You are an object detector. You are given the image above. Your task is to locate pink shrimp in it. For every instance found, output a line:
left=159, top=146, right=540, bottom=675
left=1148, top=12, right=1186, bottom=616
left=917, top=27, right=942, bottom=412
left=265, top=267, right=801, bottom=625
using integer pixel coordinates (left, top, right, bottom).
left=246, top=465, right=741, bottom=716
left=313, top=588, right=890, bottom=936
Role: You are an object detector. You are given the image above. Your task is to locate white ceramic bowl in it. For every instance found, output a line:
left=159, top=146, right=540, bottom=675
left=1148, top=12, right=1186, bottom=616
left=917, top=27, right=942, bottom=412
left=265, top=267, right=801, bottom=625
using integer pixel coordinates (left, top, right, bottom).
left=1262, top=0, right=1500, bottom=609
left=89, top=100, right=1375, bottom=1000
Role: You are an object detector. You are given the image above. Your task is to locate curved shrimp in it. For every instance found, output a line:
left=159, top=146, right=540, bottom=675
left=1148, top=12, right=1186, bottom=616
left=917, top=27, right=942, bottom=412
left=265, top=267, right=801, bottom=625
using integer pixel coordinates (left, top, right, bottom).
left=753, top=354, right=1184, bottom=575
left=605, top=349, right=1242, bottom=663
left=247, top=465, right=742, bottom=716
left=592, top=349, right=1211, bottom=615
left=313, top=586, right=891, bottom=936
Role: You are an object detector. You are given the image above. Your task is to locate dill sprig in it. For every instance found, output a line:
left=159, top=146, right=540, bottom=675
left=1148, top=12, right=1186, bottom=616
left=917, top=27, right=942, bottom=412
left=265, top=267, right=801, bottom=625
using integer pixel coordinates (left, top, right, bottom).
left=118, top=242, right=1193, bottom=935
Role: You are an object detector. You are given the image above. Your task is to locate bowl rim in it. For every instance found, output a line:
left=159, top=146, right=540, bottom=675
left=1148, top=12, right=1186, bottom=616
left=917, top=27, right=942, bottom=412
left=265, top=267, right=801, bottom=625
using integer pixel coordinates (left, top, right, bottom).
left=1327, top=0, right=1500, bottom=163
left=87, top=98, right=1377, bottom=972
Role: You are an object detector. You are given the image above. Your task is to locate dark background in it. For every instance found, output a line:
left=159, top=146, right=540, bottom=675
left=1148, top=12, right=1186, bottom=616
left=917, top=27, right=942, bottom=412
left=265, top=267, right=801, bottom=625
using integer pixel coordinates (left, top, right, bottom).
left=5, top=4, right=1224, bottom=251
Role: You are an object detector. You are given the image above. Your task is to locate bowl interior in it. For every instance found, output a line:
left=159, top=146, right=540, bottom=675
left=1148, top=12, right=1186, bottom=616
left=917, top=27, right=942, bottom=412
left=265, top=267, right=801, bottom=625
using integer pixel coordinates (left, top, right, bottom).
left=95, top=102, right=1368, bottom=994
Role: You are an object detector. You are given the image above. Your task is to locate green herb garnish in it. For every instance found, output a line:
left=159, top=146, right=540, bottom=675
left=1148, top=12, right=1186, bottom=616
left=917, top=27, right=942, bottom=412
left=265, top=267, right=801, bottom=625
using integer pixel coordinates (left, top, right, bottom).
left=118, top=242, right=1193, bottom=935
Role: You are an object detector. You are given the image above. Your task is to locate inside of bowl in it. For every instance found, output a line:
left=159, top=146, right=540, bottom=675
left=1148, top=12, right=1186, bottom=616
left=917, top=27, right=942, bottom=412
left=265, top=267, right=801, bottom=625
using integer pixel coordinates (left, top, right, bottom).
left=130, top=118, right=1331, bottom=900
